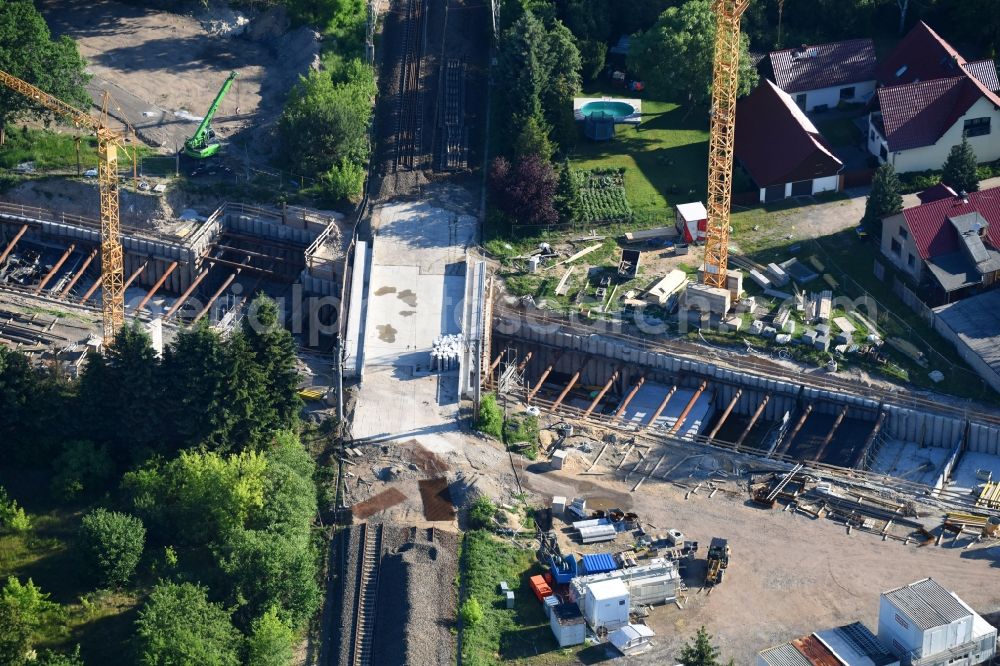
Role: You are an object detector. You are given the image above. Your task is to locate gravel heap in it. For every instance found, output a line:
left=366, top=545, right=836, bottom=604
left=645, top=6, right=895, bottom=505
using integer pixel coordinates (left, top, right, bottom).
left=373, top=527, right=458, bottom=666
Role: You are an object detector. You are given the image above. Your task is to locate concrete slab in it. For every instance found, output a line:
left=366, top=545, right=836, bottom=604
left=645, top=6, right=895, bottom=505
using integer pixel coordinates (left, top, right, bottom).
left=352, top=199, right=477, bottom=446
left=949, top=451, right=1000, bottom=496
left=615, top=383, right=714, bottom=438
left=870, top=439, right=951, bottom=487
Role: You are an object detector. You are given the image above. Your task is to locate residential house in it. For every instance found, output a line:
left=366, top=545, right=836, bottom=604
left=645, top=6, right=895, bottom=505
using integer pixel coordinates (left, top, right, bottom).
left=768, top=38, right=877, bottom=112
left=867, top=22, right=1000, bottom=173
left=880, top=185, right=1000, bottom=303
left=757, top=622, right=900, bottom=666
left=736, top=80, right=844, bottom=203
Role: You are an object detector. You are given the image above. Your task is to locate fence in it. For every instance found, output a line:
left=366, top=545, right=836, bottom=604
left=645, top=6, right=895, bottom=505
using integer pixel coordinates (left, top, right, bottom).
left=892, top=276, right=935, bottom=325
left=813, top=238, right=988, bottom=393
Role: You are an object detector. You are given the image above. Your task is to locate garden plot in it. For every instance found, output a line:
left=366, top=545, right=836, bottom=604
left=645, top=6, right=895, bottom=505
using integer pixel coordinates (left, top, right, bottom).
left=577, top=168, right=634, bottom=224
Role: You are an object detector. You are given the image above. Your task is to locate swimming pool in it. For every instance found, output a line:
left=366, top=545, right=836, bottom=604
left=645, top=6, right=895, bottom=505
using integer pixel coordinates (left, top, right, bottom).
left=579, top=100, right=636, bottom=119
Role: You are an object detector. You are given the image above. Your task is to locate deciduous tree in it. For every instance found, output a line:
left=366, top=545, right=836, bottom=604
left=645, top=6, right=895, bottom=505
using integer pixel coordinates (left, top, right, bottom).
left=247, top=607, right=295, bottom=666
left=629, top=0, right=758, bottom=106
left=488, top=154, right=559, bottom=227
left=79, top=509, right=146, bottom=588
left=0, top=1, right=90, bottom=145
left=135, top=581, right=241, bottom=666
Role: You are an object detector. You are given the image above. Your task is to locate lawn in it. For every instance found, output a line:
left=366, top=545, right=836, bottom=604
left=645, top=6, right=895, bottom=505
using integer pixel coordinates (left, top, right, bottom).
left=815, top=117, right=863, bottom=147
left=0, top=469, right=143, bottom=663
left=459, top=530, right=578, bottom=666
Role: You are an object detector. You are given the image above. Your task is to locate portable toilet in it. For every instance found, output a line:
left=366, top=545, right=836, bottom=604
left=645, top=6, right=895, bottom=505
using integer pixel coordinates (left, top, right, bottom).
left=505, top=590, right=515, bottom=609
left=582, top=578, right=630, bottom=631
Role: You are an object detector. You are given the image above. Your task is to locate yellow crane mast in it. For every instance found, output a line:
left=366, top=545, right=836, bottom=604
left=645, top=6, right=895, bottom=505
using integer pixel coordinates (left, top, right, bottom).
left=0, top=69, right=125, bottom=344
left=702, top=0, right=750, bottom=291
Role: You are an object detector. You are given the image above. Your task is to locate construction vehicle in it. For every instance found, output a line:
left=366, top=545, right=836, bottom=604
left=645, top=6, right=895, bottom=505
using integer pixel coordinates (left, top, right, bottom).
left=705, top=537, right=730, bottom=586
left=183, top=71, right=238, bottom=159
left=701, top=0, right=751, bottom=294
left=0, top=70, right=128, bottom=344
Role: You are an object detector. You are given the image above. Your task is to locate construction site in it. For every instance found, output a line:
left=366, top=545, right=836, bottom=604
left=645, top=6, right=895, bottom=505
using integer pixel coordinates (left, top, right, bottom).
left=3, top=0, right=1000, bottom=665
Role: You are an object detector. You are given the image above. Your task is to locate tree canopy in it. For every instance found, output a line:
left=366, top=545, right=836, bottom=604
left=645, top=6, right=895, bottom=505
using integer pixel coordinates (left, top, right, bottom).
left=488, top=154, right=559, bottom=228
left=629, top=0, right=758, bottom=106
left=942, top=137, right=980, bottom=194
left=0, top=1, right=91, bottom=144
left=864, top=162, right=904, bottom=230
left=135, top=582, right=242, bottom=666
left=79, top=509, right=146, bottom=588
left=279, top=64, right=375, bottom=200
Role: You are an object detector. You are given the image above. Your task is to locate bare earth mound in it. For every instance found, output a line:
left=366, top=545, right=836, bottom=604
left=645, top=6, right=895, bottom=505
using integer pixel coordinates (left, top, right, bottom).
left=39, top=0, right=319, bottom=157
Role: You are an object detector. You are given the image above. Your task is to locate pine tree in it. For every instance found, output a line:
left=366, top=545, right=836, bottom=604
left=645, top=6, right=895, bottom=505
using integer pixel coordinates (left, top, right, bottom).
left=942, top=136, right=980, bottom=193
left=863, top=162, right=904, bottom=232
left=555, top=160, right=582, bottom=225
left=77, top=322, right=162, bottom=463
left=161, top=320, right=233, bottom=451
left=679, top=626, right=729, bottom=666
left=243, top=295, right=302, bottom=435
left=225, top=330, right=273, bottom=452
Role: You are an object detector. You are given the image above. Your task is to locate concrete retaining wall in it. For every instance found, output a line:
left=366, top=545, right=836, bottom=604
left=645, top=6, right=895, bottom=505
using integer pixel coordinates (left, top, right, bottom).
left=884, top=405, right=966, bottom=449
left=967, top=422, right=1000, bottom=455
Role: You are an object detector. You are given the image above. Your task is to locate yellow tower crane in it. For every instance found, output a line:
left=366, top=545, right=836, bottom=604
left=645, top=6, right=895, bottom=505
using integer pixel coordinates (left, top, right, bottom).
left=702, top=0, right=750, bottom=291
left=0, top=69, right=126, bottom=344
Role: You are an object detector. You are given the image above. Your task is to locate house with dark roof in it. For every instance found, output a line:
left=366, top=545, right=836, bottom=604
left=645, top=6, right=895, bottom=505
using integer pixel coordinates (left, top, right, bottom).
left=767, top=38, right=877, bottom=112
left=867, top=22, right=1000, bottom=173
left=880, top=185, right=1000, bottom=303
left=735, top=80, right=844, bottom=203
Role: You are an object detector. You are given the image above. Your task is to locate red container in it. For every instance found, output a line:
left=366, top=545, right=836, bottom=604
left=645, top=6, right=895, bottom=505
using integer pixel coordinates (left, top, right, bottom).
left=529, top=575, right=552, bottom=602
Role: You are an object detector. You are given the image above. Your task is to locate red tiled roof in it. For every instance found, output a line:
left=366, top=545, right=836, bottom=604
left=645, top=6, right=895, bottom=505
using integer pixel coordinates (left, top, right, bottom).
left=769, top=39, right=876, bottom=94
left=876, top=77, right=984, bottom=151
left=735, top=80, right=843, bottom=188
left=875, top=23, right=1000, bottom=151
left=901, top=185, right=1000, bottom=260
left=917, top=183, right=958, bottom=204
left=876, top=21, right=966, bottom=86
left=964, top=59, right=1000, bottom=93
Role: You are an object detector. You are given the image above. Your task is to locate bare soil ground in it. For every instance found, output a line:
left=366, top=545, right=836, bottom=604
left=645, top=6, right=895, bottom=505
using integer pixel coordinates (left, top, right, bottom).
left=39, top=0, right=319, bottom=158
left=342, top=418, right=1000, bottom=665
left=509, top=428, right=1000, bottom=665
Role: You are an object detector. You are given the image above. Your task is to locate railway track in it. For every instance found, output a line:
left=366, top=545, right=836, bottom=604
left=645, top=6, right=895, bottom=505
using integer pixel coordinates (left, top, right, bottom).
left=350, top=522, right=384, bottom=666
left=393, top=0, right=427, bottom=172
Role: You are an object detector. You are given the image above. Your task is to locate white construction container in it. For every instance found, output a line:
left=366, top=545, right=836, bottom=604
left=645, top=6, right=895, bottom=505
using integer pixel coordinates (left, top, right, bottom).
left=551, top=496, right=567, bottom=516
left=551, top=449, right=567, bottom=470
left=582, top=578, right=630, bottom=631
left=878, top=578, right=997, bottom=666
left=571, top=559, right=679, bottom=608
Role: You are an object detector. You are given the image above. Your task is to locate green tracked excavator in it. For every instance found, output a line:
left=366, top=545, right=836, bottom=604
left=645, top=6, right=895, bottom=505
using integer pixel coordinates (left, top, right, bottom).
left=183, top=71, right=238, bottom=159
